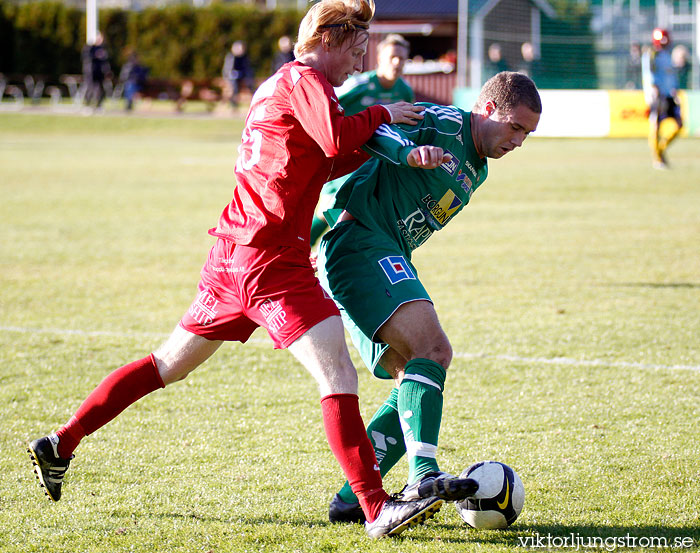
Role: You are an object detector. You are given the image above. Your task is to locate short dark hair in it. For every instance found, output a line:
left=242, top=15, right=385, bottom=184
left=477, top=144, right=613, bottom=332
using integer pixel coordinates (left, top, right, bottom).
left=378, top=33, right=410, bottom=53
left=474, top=71, right=542, bottom=115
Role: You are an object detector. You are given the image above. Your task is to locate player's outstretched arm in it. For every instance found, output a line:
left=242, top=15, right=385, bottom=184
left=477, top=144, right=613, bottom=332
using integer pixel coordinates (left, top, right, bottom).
left=382, top=102, right=425, bottom=125
left=406, top=146, right=453, bottom=169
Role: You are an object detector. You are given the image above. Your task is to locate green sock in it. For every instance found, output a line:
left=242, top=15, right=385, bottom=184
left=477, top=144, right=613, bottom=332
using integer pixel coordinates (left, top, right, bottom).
left=336, top=387, right=406, bottom=504
left=398, top=358, right=447, bottom=484
left=309, top=215, right=328, bottom=247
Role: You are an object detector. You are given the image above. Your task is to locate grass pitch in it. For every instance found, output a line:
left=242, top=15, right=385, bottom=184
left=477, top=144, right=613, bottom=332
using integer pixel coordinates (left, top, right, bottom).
left=1, top=111, right=699, bottom=552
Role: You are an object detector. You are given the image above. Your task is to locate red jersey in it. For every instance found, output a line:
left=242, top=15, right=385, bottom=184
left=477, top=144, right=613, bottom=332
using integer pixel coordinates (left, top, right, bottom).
left=210, top=61, right=391, bottom=250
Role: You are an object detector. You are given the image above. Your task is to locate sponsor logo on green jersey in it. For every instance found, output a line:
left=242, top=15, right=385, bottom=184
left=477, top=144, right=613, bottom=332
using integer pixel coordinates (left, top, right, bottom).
left=397, top=208, right=433, bottom=250
left=441, top=149, right=459, bottom=176
left=423, top=190, right=462, bottom=225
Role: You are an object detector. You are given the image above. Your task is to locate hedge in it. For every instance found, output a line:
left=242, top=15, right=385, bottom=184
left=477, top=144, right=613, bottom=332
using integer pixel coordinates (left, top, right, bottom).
left=0, top=1, right=302, bottom=81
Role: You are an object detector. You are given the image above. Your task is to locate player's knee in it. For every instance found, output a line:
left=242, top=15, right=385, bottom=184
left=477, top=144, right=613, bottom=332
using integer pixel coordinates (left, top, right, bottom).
left=340, top=354, right=359, bottom=381
left=327, top=360, right=359, bottom=395
left=419, top=337, right=452, bottom=370
left=152, top=352, right=194, bottom=385
left=439, top=340, right=453, bottom=368
left=314, top=352, right=358, bottom=395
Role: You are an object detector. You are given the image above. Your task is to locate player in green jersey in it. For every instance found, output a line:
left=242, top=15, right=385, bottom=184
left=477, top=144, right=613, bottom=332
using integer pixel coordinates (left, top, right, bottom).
left=310, top=34, right=415, bottom=246
left=317, top=71, right=542, bottom=523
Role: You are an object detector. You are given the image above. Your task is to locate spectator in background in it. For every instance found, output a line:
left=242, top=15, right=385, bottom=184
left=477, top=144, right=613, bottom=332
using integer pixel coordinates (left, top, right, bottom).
left=81, top=32, right=111, bottom=112
left=624, top=42, right=642, bottom=89
left=271, top=35, right=295, bottom=74
left=222, top=40, right=256, bottom=109
left=483, top=43, right=509, bottom=82
left=671, top=44, right=691, bottom=89
left=119, top=50, right=149, bottom=112
left=517, top=41, right=541, bottom=83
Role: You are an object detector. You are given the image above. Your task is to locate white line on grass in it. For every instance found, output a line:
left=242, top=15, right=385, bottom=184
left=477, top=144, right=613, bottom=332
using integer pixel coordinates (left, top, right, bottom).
left=454, top=351, right=700, bottom=372
left=0, top=325, right=271, bottom=342
left=1, top=325, right=170, bottom=339
left=2, top=325, right=699, bottom=372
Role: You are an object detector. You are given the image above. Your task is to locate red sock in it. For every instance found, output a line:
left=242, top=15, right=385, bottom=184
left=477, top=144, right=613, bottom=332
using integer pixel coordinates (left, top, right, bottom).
left=55, top=354, right=165, bottom=458
left=320, top=393, right=389, bottom=523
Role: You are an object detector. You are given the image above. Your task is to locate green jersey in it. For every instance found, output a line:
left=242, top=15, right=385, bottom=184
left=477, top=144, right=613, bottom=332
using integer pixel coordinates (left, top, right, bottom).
left=330, top=103, right=489, bottom=258
left=335, top=70, right=415, bottom=115
left=319, top=72, right=415, bottom=198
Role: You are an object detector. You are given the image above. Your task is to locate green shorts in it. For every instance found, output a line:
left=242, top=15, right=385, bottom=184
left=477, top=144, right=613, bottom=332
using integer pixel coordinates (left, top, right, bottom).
left=318, top=220, right=431, bottom=379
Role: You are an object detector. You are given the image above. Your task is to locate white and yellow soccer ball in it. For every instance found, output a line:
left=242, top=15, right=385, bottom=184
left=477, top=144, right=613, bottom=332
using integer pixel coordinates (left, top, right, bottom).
left=455, top=461, right=525, bottom=529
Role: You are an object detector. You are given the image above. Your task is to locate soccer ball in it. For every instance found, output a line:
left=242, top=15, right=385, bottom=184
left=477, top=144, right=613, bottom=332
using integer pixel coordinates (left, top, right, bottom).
left=455, top=461, right=525, bottom=529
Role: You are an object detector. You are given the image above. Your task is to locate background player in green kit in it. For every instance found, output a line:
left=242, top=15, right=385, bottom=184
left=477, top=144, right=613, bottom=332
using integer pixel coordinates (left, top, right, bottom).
left=317, top=71, right=542, bottom=523
left=310, top=33, right=414, bottom=246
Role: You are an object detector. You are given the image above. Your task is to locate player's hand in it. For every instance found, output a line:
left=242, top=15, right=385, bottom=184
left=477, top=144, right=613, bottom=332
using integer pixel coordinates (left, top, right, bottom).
left=406, top=146, right=452, bottom=169
left=309, top=251, right=318, bottom=273
left=384, top=102, right=425, bottom=125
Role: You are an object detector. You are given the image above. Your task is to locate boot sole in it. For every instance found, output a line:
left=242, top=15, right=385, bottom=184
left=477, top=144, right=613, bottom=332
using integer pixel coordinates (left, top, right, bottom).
left=27, top=445, right=58, bottom=501
left=387, top=499, right=444, bottom=536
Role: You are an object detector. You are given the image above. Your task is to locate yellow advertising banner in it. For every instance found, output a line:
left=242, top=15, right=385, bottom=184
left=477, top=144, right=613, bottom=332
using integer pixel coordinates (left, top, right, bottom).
left=608, top=90, right=650, bottom=137
left=609, top=90, right=689, bottom=138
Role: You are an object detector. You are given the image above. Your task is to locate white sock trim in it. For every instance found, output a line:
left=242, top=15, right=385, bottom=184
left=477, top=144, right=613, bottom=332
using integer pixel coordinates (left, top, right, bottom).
left=406, top=441, right=438, bottom=459
left=403, top=373, right=442, bottom=391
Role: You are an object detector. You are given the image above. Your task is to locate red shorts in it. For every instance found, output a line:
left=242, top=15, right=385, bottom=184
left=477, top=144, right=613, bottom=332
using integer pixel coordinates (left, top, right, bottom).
left=180, top=239, right=339, bottom=349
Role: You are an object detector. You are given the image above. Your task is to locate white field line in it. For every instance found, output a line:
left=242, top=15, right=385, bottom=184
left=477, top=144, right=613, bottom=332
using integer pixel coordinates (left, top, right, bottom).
left=3, top=325, right=699, bottom=372
left=0, top=325, right=271, bottom=343
left=453, top=351, right=700, bottom=372
left=1, top=325, right=171, bottom=339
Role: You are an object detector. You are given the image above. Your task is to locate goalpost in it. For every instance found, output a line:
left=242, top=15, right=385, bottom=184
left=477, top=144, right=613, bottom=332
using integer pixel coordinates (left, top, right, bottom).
left=86, top=0, right=98, bottom=45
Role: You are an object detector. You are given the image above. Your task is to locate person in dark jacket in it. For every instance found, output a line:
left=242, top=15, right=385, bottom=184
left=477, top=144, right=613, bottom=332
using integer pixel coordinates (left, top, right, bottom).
left=271, top=35, right=295, bottom=74
left=81, top=32, right=112, bottom=111
left=222, top=40, right=256, bottom=109
left=119, top=51, right=149, bottom=111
